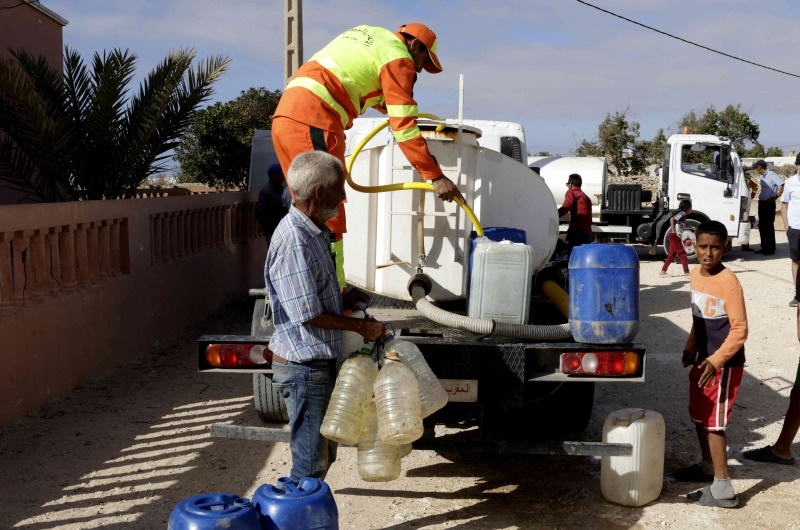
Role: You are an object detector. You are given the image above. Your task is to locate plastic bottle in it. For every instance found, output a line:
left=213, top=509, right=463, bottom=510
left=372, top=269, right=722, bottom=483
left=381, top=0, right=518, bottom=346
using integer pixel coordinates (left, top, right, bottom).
left=357, top=400, right=401, bottom=482
left=340, top=304, right=374, bottom=359
left=386, top=338, right=448, bottom=418
left=320, top=353, right=378, bottom=445
left=398, top=443, right=412, bottom=458
left=373, top=351, right=423, bottom=445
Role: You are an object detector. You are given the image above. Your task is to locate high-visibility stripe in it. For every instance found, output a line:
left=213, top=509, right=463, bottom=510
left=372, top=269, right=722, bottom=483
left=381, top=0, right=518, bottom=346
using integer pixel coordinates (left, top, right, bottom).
left=386, top=104, right=418, bottom=117
left=286, top=77, right=349, bottom=127
left=393, top=126, right=421, bottom=143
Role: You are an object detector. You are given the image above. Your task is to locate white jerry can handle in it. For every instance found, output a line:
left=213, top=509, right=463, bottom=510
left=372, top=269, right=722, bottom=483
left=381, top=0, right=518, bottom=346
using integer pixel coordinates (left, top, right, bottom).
left=613, top=408, right=647, bottom=428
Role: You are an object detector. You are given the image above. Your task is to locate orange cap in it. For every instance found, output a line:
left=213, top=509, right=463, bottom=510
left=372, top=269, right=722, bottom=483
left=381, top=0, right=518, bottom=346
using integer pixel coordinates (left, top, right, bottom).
left=398, top=23, right=442, bottom=73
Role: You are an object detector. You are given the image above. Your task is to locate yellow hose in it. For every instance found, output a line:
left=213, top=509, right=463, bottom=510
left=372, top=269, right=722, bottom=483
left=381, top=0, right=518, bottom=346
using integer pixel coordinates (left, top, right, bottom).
left=345, top=113, right=483, bottom=236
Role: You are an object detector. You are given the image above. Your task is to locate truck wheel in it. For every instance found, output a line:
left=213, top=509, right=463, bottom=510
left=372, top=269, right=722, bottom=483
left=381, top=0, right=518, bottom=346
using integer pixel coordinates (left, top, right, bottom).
left=253, top=373, right=290, bottom=423
left=250, top=298, right=288, bottom=423
left=662, top=219, right=702, bottom=261
left=519, top=382, right=595, bottom=439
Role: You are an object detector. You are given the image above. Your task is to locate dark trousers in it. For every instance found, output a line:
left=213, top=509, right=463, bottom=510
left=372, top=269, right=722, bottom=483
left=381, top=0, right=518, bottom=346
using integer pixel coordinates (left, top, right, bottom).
left=758, top=200, right=777, bottom=253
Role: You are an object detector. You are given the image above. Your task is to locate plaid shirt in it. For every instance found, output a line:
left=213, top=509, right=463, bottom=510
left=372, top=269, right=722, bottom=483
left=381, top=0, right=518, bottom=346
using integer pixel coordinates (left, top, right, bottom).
left=265, top=207, right=343, bottom=362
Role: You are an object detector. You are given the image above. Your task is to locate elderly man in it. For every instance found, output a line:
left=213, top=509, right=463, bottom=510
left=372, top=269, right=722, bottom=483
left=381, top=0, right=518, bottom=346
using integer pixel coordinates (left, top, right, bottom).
left=754, top=159, right=784, bottom=256
left=272, top=23, right=463, bottom=291
left=265, top=151, right=385, bottom=484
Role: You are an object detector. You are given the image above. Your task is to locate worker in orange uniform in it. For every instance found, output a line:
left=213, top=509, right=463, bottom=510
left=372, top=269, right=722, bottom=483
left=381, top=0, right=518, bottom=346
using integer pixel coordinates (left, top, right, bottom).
left=271, top=23, right=464, bottom=290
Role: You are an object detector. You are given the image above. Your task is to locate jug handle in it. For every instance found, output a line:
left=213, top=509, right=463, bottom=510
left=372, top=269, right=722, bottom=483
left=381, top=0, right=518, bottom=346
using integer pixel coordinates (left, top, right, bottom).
left=614, top=409, right=647, bottom=428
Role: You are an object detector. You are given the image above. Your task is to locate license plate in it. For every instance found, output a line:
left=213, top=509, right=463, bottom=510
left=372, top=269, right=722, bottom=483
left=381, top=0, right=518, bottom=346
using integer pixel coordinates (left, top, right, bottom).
left=439, top=379, right=478, bottom=402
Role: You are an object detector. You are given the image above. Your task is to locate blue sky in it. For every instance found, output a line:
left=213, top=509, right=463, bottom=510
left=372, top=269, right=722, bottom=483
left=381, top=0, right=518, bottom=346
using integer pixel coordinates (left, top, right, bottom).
left=45, top=0, right=800, bottom=157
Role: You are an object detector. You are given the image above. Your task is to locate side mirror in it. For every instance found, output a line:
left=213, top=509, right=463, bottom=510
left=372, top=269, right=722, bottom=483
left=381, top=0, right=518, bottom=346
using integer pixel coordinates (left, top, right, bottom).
left=654, top=167, right=661, bottom=177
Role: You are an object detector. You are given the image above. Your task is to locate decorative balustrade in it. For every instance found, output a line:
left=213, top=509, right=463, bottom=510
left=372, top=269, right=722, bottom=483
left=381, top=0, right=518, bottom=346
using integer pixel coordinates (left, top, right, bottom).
left=0, top=193, right=261, bottom=315
left=0, top=219, right=126, bottom=312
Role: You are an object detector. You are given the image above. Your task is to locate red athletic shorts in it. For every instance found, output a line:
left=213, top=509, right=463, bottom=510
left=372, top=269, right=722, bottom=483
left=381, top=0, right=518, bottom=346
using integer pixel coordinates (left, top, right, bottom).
left=688, top=364, right=743, bottom=432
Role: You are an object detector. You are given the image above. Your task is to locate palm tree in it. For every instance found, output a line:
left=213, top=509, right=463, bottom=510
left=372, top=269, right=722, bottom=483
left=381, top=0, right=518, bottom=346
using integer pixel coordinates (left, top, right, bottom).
left=0, top=47, right=230, bottom=201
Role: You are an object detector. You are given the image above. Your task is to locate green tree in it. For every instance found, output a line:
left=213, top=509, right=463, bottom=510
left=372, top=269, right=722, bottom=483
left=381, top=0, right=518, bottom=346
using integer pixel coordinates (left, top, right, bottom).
left=576, top=109, right=646, bottom=176
left=744, top=144, right=766, bottom=158
left=174, top=87, right=282, bottom=190
left=677, top=104, right=759, bottom=154
left=766, top=146, right=784, bottom=157
left=0, top=47, right=230, bottom=201
left=536, top=151, right=551, bottom=157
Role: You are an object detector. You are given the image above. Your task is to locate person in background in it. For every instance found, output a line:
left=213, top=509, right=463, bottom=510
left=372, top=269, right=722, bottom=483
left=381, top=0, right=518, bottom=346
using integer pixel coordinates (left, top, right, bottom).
left=674, top=221, right=747, bottom=509
left=660, top=199, right=693, bottom=278
left=754, top=159, right=784, bottom=256
left=255, top=163, right=290, bottom=245
left=271, top=23, right=463, bottom=292
left=781, top=153, right=800, bottom=307
left=558, top=173, right=594, bottom=250
left=265, top=151, right=385, bottom=485
left=742, top=257, right=800, bottom=466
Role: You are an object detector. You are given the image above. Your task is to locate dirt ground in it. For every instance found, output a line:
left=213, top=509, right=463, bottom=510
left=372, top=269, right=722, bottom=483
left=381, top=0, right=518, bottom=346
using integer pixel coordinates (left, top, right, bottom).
left=2, top=230, right=800, bottom=530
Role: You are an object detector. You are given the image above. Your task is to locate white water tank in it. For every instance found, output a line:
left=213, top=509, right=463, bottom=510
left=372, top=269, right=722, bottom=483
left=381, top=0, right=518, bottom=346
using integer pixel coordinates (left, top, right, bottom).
left=528, top=156, right=607, bottom=219
left=344, top=123, right=559, bottom=301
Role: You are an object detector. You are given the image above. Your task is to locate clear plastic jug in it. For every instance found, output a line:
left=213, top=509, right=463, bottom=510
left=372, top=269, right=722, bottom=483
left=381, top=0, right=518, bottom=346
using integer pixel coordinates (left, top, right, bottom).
left=357, top=400, right=401, bottom=482
left=386, top=338, right=447, bottom=418
left=373, top=351, right=423, bottom=445
left=320, top=353, right=378, bottom=445
left=601, top=408, right=665, bottom=507
left=398, top=443, right=412, bottom=458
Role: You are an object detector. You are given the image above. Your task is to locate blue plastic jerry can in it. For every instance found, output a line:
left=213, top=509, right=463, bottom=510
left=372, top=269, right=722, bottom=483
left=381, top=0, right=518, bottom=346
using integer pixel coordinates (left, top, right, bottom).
left=568, top=243, right=640, bottom=344
left=252, top=477, right=339, bottom=530
left=168, top=493, right=261, bottom=530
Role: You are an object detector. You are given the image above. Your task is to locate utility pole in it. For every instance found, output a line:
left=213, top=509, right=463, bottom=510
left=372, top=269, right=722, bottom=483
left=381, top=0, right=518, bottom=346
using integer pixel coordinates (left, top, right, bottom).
left=284, top=0, right=302, bottom=88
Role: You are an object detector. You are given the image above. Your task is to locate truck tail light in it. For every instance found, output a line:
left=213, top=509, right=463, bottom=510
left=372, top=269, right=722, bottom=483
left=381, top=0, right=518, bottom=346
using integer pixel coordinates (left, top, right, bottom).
left=206, top=344, right=272, bottom=367
left=560, top=351, right=640, bottom=376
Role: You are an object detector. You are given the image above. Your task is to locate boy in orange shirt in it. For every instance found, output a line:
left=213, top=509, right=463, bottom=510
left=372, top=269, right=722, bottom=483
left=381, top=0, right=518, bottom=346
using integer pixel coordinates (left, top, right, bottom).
left=675, top=220, right=747, bottom=508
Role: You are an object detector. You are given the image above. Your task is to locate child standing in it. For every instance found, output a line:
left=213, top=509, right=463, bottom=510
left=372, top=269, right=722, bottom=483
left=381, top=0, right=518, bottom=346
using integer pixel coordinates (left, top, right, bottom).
left=674, top=220, right=747, bottom=508
left=660, top=199, right=693, bottom=278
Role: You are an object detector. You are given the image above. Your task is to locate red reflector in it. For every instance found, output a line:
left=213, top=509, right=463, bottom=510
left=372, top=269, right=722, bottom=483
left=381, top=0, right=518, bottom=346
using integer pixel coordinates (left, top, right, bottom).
left=560, top=351, right=638, bottom=376
left=206, top=344, right=272, bottom=367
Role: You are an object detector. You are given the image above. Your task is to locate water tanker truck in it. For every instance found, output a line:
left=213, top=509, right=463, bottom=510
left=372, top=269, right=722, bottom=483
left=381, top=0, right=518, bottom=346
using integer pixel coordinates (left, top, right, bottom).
left=198, top=117, right=647, bottom=455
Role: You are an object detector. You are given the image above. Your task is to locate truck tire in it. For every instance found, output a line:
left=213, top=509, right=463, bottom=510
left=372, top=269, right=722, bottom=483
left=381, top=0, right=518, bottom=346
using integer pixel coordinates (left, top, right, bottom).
left=662, top=218, right=702, bottom=260
left=519, top=382, right=595, bottom=439
left=253, top=373, right=290, bottom=423
left=250, top=298, right=289, bottom=423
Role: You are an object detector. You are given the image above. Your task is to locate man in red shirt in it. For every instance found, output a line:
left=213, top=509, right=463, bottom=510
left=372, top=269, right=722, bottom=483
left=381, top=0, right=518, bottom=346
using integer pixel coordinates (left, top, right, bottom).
left=558, top=173, right=594, bottom=249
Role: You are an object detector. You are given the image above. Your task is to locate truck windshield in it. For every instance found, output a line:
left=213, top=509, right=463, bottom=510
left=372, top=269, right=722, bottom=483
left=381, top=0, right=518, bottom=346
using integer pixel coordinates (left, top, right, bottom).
left=680, top=144, right=724, bottom=181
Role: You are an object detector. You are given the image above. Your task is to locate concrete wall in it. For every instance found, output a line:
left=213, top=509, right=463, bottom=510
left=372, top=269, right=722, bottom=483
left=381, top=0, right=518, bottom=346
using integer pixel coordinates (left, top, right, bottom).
left=0, top=192, right=267, bottom=426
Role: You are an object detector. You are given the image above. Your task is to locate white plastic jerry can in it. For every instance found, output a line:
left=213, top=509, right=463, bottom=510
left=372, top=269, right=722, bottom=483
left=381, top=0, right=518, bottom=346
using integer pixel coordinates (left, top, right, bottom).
left=601, top=409, right=665, bottom=507
left=468, top=239, right=534, bottom=324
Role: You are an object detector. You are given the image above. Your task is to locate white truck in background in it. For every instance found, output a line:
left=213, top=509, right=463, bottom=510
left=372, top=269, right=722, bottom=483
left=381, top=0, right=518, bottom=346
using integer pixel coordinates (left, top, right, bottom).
left=530, top=135, right=751, bottom=258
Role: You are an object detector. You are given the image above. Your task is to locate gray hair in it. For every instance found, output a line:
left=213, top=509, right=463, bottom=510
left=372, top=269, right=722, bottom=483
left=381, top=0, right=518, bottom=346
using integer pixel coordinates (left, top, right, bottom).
left=287, top=151, right=344, bottom=202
